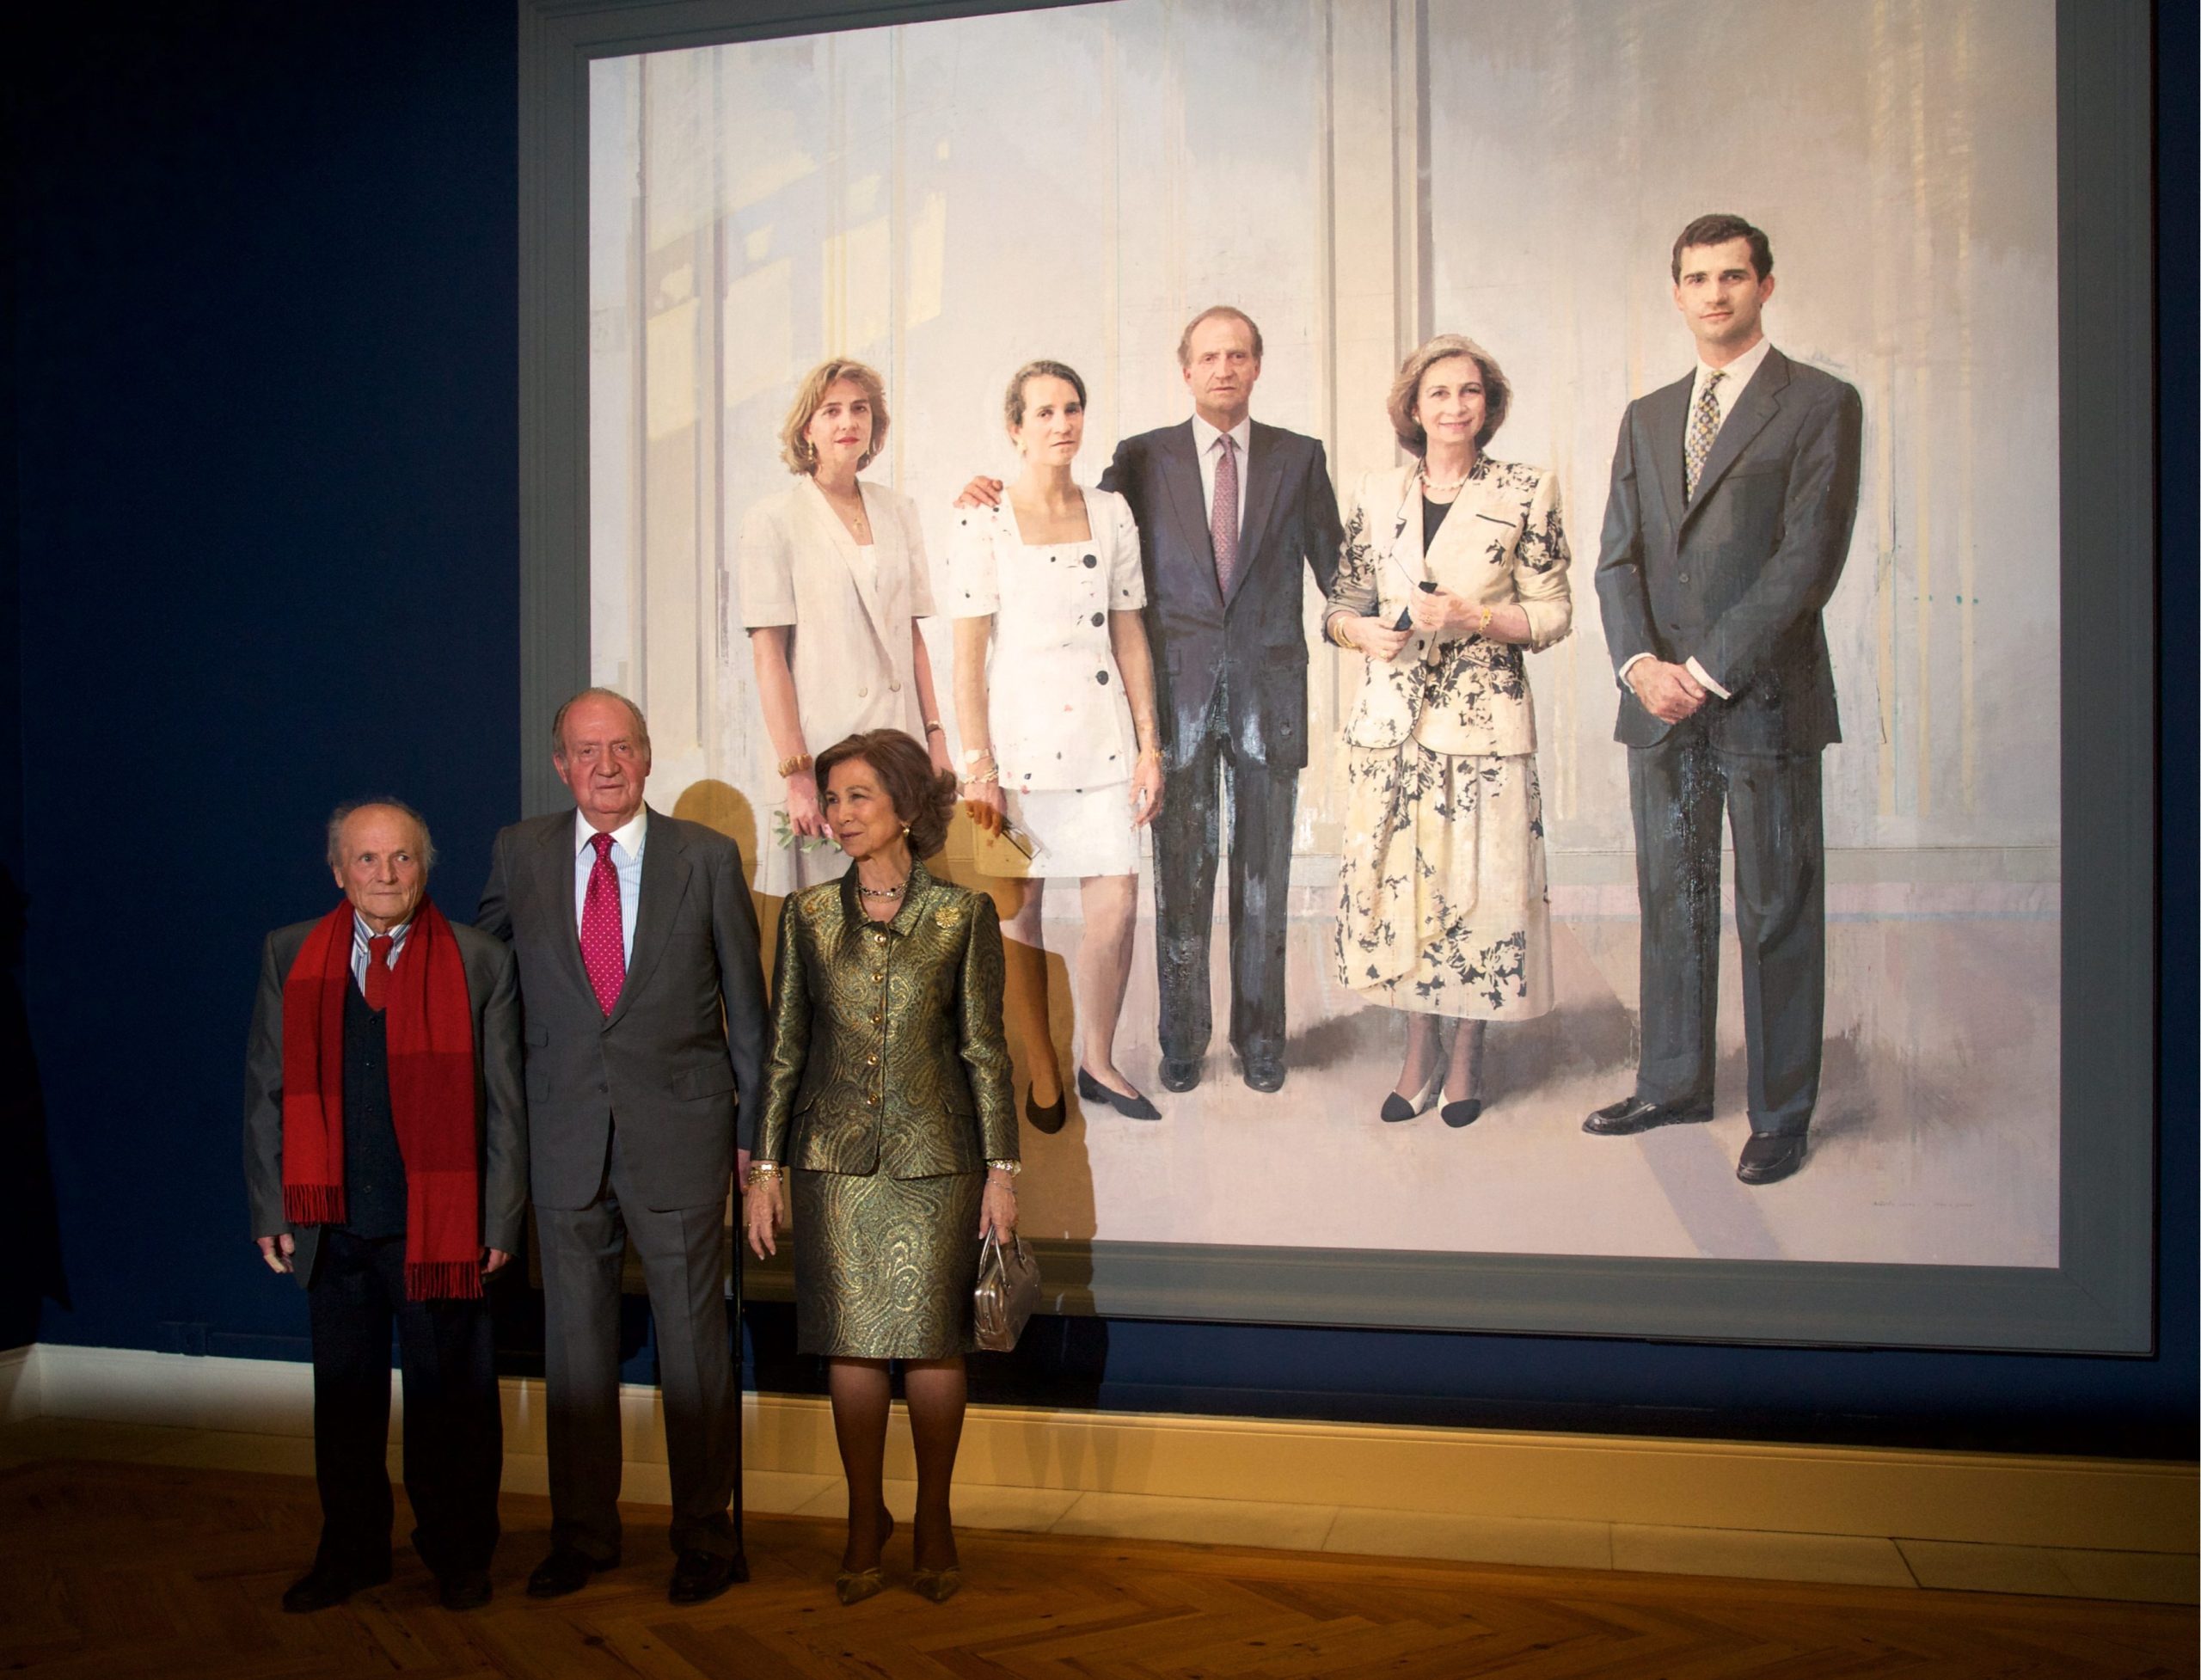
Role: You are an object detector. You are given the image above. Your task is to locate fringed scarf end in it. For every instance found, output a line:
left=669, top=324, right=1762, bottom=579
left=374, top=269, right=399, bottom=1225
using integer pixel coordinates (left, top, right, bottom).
left=283, top=1184, right=346, bottom=1226
left=406, top=1260, right=484, bottom=1303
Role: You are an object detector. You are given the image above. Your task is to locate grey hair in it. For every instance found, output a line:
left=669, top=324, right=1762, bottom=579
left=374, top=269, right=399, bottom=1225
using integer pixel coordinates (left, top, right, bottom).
left=551, top=686, right=652, bottom=758
left=326, top=800, right=438, bottom=872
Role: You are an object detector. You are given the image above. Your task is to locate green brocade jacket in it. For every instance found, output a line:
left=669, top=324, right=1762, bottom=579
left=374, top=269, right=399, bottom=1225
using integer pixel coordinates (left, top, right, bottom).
left=755, top=861, right=1017, bottom=1177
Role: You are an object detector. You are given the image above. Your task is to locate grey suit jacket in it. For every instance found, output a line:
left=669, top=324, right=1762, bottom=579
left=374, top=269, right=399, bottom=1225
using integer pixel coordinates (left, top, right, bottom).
left=1100, top=419, right=1345, bottom=769
left=1594, top=346, right=1865, bottom=754
left=475, top=807, right=769, bottom=1211
left=242, top=911, right=528, bottom=1289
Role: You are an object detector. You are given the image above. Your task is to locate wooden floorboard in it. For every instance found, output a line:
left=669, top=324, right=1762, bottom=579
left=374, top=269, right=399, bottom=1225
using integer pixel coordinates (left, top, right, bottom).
left=0, top=1459, right=2189, bottom=1680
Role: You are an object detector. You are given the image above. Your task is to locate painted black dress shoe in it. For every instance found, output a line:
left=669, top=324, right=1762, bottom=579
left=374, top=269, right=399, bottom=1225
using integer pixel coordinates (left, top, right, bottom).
left=669, top=1548, right=746, bottom=1604
left=1240, top=1051, right=1286, bottom=1094
left=1159, top=1056, right=1203, bottom=1093
left=1736, top=1134, right=1808, bottom=1186
left=1077, top=1067, right=1161, bottom=1119
left=526, top=1546, right=615, bottom=1598
left=1025, top=1087, right=1067, bottom=1134
left=437, top=1570, right=493, bottom=1611
left=282, top=1560, right=390, bottom=1613
left=1581, top=1094, right=1714, bottom=1136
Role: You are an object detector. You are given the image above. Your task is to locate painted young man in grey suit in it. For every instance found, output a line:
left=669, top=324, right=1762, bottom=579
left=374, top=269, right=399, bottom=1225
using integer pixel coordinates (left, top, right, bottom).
left=961, top=309, right=1343, bottom=1093
left=476, top=688, right=769, bottom=1604
left=1588, top=214, right=1865, bottom=1186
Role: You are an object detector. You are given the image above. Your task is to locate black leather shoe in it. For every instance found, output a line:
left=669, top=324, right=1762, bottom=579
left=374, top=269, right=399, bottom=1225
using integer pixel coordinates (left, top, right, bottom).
left=526, top=1547, right=614, bottom=1598
left=1024, top=1087, right=1066, bottom=1134
left=282, top=1560, right=390, bottom=1613
left=669, top=1548, right=746, bottom=1604
left=1159, top=1056, right=1202, bottom=1093
left=1581, top=1094, right=1713, bottom=1136
left=1240, top=1052, right=1286, bottom=1094
left=437, top=1570, right=492, bottom=1611
left=1736, top=1134, right=1808, bottom=1186
left=1077, top=1066, right=1161, bottom=1120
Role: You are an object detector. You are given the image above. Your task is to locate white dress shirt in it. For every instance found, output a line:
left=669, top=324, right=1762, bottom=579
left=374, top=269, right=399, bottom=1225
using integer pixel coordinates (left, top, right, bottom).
left=349, top=913, right=411, bottom=991
left=573, top=806, right=647, bottom=967
left=1620, top=336, right=1777, bottom=702
left=1190, top=412, right=1253, bottom=539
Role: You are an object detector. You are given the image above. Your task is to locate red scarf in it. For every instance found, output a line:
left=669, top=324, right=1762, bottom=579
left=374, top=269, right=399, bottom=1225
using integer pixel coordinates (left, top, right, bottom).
left=280, top=897, right=483, bottom=1301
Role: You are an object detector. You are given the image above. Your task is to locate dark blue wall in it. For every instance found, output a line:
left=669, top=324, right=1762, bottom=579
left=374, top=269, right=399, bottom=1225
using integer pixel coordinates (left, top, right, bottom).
left=7, top=2, right=2193, bottom=1456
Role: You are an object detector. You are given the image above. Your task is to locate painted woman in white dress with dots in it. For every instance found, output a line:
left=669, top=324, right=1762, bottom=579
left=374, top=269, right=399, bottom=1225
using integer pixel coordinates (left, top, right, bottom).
left=945, top=359, right=1168, bottom=1131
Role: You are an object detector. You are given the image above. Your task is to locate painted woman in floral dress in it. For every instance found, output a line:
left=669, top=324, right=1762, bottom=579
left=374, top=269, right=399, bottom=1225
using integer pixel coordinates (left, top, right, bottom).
left=1322, top=334, right=1573, bottom=1128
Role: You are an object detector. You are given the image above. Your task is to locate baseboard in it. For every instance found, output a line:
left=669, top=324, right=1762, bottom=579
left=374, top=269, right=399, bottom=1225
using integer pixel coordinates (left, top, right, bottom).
left=18, top=1345, right=2193, bottom=1554
left=0, top=1346, right=37, bottom=1423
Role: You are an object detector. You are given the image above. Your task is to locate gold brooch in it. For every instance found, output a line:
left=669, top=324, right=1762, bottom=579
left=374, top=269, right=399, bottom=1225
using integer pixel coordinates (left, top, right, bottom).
left=934, top=906, right=964, bottom=929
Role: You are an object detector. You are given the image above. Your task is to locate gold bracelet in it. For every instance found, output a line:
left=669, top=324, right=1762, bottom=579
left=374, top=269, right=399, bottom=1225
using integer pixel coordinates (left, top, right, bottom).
left=745, top=1161, right=783, bottom=1186
left=961, top=767, right=1001, bottom=787
left=1137, top=745, right=1164, bottom=764
left=1475, top=604, right=1494, bottom=636
left=777, top=751, right=813, bottom=779
left=1327, top=614, right=1355, bottom=649
left=986, top=1158, right=1021, bottom=1176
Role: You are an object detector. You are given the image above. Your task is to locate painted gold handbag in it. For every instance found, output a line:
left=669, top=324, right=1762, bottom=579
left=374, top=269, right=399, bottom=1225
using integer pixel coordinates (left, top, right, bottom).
left=972, top=1229, right=1041, bottom=1352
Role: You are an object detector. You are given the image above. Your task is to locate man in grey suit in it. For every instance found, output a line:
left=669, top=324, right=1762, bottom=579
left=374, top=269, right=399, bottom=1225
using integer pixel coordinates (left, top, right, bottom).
left=1589, top=213, right=1865, bottom=1186
left=244, top=800, right=525, bottom=1614
left=477, top=688, right=769, bottom=1603
left=959, top=308, right=1343, bottom=1093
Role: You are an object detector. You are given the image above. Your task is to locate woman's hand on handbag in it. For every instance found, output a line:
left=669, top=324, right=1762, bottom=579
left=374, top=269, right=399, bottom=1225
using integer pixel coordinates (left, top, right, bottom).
left=963, top=777, right=1007, bottom=837
left=978, top=1172, right=1019, bottom=1242
left=742, top=1176, right=786, bottom=1259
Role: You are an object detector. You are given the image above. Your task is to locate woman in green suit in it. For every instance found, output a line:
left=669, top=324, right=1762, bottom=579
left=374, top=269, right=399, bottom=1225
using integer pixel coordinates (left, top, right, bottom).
left=743, top=727, right=1019, bottom=1606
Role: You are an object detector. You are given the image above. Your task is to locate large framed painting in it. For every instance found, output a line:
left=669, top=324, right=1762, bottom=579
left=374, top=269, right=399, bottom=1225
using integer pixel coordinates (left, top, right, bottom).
left=518, top=0, right=2156, bottom=1351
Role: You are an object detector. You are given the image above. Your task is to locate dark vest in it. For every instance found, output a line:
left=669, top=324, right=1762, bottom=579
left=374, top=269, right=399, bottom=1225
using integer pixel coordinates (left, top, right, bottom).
left=340, top=976, right=408, bottom=1237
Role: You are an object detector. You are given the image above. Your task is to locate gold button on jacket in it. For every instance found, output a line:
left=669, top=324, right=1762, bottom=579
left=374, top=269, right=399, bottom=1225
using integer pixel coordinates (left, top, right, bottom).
left=756, top=861, right=1016, bottom=1177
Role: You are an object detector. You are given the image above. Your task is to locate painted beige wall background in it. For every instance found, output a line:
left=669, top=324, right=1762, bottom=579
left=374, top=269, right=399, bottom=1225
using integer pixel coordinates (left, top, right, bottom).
left=584, top=0, right=2063, bottom=1267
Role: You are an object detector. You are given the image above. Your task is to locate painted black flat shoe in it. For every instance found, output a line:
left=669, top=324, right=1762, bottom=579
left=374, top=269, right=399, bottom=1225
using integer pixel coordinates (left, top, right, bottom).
left=1024, top=1087, right=1067, bottom=1134
left=1076, top=1067, right=1161, bottom=1120
left=1379, top=1071, right=1442, bottom=1123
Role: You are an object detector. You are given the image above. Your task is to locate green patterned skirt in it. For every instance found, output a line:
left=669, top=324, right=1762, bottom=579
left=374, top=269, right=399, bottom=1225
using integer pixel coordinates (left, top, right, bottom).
left=790, top=1166, right=985, bottom=1359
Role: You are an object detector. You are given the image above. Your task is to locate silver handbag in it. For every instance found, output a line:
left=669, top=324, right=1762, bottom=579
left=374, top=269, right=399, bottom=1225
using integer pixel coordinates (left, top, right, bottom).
left=972, top=1229, right=1041, bottom=1352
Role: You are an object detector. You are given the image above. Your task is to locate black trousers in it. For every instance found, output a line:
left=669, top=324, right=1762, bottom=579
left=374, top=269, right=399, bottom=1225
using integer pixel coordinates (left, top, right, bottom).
left=307, top=1227, right=501, bottom=1579
left=1152, top=718, right=1299, bottom=1067
left=533, top=1127, right=740, bottom=1564
left=1627, top=723, right=1826, bottom=1137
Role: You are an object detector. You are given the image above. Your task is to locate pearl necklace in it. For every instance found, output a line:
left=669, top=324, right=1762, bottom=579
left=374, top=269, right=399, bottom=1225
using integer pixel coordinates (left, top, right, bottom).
left=1417, top=460, right=1477, bottom=496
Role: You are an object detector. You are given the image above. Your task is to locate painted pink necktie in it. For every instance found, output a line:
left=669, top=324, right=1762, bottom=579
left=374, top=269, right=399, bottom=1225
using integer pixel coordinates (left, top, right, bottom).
left=580, top=831, right=625, bottom=1016
left=1211, top=434, right=1240, bottom=596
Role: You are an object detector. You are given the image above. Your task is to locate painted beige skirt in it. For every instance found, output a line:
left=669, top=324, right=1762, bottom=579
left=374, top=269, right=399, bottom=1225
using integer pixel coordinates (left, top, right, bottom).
left=1334, top=742, right=1554, bottom=1020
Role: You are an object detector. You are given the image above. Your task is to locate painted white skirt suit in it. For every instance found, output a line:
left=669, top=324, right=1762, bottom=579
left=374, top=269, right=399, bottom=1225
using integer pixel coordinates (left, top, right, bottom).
left=1328, top=457, right=1573, bottom=1019
left=738, top=475, right=937, bottom=893
left=944, top=487, right=1146, bottom=878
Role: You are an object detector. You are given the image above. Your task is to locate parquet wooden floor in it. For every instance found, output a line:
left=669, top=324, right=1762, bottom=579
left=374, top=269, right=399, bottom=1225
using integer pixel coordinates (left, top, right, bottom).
left=0, top=1459, right=2190, bottom=1680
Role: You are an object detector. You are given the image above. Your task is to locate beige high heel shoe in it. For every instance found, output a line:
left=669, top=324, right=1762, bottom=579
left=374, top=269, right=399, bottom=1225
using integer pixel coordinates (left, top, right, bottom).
left=834, top=1508, right=893, bottom=1605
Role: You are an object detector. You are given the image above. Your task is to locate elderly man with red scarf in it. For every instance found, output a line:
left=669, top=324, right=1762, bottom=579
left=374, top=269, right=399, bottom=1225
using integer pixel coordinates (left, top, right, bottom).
left=243, top=800, right=526, bottom=1614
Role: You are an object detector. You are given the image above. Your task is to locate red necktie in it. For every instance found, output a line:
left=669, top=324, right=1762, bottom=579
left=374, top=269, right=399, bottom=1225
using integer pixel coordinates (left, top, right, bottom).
left=363, top=935, right=393, bottom=1013
left=580, top=831, right=626, bottom=1016
left=1211, top=434, right=1240, bottom=595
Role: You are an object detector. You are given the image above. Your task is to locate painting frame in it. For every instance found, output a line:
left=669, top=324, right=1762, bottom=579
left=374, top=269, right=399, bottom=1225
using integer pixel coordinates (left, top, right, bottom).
left=517, top=0, right=2156, bottom=1352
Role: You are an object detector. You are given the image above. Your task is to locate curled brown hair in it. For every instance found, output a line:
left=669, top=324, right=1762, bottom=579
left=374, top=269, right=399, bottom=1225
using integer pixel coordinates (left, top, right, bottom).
left=1387, top=334, right=1511, bottom=456
left=814, top=729, right=958, bottom=859
left=778, top=358, right=890, bottom=475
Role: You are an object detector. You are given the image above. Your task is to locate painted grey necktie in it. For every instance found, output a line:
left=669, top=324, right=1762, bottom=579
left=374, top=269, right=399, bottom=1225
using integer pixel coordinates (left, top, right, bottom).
left=1683, top=369, right=1726, bottom=500
left=1211, top=434, right=1240, bottom=594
